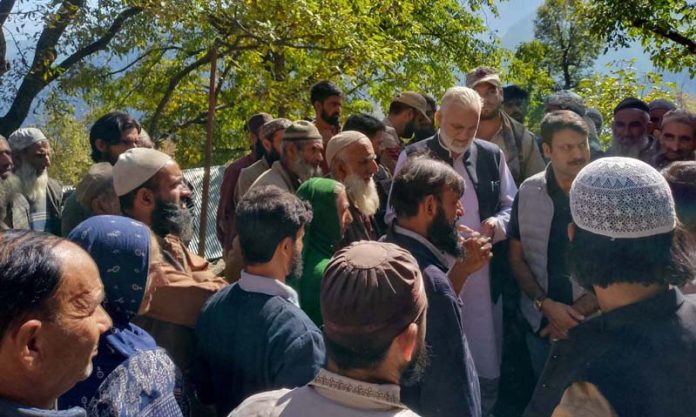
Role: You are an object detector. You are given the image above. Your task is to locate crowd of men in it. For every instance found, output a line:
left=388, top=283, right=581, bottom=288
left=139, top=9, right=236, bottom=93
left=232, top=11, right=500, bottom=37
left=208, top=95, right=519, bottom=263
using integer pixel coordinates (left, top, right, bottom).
left=0, top=65, right=695, bottom=417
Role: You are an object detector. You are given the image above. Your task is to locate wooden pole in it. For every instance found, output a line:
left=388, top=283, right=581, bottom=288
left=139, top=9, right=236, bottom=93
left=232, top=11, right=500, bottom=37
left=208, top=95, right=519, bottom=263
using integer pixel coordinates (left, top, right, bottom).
left=198, top=46, right=217, bottom=257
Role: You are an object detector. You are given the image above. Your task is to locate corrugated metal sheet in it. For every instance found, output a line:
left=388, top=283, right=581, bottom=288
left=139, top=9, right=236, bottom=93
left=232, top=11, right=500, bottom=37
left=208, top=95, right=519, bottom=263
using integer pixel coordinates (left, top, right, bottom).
left=183, top=165, right=226, bottom=260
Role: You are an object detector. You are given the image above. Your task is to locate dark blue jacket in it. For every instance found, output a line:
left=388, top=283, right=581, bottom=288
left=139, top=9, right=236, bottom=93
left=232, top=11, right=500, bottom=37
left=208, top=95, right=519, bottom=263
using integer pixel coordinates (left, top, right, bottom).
left=404, top=135, right=510, bottom=303
left=385, top=228, right=481, bottom=417
left=525, top=289, right=696, bottom=417
left=192, top=284, right=325, bottom=416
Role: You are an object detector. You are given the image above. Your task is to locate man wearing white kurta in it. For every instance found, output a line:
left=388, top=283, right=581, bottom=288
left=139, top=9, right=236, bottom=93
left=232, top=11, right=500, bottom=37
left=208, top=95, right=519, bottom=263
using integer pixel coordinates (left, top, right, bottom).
left=388, top=86, right=516, bottom=415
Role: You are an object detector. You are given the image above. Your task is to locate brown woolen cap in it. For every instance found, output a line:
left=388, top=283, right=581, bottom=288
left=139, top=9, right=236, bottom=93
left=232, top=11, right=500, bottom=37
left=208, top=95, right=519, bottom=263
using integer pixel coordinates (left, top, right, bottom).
left=283, top=120, right=323, bottom=142
left=321, top=241, right=427, bottom=352
left=75, top=162, right=114, bottom=208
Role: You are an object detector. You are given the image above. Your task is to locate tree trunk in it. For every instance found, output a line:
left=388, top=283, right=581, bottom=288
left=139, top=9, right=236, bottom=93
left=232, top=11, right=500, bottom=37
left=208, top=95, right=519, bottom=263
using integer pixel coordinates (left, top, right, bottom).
left=0, top=2, right=141, bottom=136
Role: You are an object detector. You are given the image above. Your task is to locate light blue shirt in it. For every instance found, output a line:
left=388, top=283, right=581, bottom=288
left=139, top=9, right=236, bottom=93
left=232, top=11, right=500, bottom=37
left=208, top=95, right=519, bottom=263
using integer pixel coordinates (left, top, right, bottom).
left=238, top=271, right=300, bottom=307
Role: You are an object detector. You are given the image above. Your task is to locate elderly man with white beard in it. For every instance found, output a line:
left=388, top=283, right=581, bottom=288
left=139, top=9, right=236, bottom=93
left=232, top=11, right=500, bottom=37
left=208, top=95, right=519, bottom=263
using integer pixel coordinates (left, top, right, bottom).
left=6, top=128, right=64, bottom=234
left=325, top=130, right=382, bottom=245
left=388, top=86, right=517, bottom=416
left=605, top=97, right=658, bottom=164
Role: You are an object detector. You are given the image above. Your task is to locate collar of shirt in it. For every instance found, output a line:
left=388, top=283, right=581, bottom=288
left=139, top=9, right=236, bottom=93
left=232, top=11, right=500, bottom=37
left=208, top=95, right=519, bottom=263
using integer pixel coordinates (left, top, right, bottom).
left=0, top=400, right=85, bottom=417
left=238, top=271, right=300, bottom=307
left=309, top=368, right=407, bottom=411
left=393, top=224, right=451, bottom=268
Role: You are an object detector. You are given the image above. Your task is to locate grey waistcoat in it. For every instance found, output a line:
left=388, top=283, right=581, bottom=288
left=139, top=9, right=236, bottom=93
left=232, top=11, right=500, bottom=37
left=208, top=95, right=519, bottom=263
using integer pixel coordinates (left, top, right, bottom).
left=517, top=170, right=586, bottom=332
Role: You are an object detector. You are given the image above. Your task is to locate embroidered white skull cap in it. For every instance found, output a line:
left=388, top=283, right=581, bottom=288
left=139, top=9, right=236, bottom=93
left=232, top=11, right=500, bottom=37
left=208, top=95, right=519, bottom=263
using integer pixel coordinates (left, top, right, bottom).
left=570, top=157, right=676, bottom=239
left=113, top=148, right=172, bottom=196
left=8, top=128, right=48, bottom=152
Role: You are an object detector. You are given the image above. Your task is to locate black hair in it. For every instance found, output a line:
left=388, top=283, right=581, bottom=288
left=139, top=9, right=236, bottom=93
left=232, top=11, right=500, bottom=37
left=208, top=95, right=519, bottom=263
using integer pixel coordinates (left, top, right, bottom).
left=310, top=80, right=343, bottom=105
left=540, top=110, right=589, bottom=147
left=324, top=312, right=426, bottom=372
left=236, top=185, right=313, bottom=265
left=89, top=112, right=141, bottom=163
left=663, top=161, right=696, bottom=234
left=421, top=93, right=438, bottom=116
left=343, top=113, right=386, bottom=137
left=503, top=85, right=529, bottom=102
left=324, top=335, right=392, bottom=371
left=569, top=225, right=696, bottom=289
left=118, top=174, right=161, bottom=215
left=388, top=101, right=414, bottom=116
left=0, top=230, right=64, bottom=337
left=390, top=155, right=465, bottom=218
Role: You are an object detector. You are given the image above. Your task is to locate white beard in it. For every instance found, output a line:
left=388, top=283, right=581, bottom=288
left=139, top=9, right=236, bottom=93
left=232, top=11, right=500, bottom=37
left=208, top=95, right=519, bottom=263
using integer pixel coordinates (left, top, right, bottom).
left=439, top=129, right=472, bottom=155
left=344, top=174, right=380, bottom=217
left=16, top=163, right=48, bottom=203
left=609, top=135, right=649, bottom=159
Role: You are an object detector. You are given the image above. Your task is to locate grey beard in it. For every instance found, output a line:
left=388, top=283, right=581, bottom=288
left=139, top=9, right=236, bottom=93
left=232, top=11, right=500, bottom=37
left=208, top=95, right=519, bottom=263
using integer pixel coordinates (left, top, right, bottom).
left=609, top=135, right=649, bottom=159
left=151, top=199, right=194, bottom=243
left=15, top=163, right=48, bottom=203
left=289, top=155, right=322, bottom=182
left=344, top=174, right=379, bottom=217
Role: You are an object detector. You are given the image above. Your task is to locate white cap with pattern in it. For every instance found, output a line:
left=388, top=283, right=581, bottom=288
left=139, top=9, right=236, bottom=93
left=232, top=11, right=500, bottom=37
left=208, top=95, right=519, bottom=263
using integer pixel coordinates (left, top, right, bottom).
left=8, top=128, right=48, bottom=152
left=113, top=148, right=172, bottom=196
left=570, top=157, right=676, bottom=239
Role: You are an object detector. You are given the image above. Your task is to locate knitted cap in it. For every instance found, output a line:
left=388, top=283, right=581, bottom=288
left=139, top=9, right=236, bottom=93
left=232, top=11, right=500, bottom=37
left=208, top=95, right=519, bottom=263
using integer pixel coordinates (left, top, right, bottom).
left=8, top=128, right=48, bottom=152
left=570, top=157, right=676, bottom=239
left=545, top=90, right=587, bottom=117
left=321, top=241, right=427, bottom=351
left=260, top=118, right=292, bottom=140
left=614, top=97, right=649, bottom=115
left=283, top=120, right=322, bottom=142
left=648, top=99, right=677, bottom=111
left=113, top=148, right=172, bottom=196
left=75, top=163, right=114, bottom=208
left=325, top=130, right=371, bottom=168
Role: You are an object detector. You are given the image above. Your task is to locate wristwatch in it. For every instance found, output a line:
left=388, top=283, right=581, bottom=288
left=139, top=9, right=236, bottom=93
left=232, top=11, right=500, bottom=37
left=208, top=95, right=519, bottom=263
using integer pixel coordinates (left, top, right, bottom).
left=534, top=295, right=547, bottom=311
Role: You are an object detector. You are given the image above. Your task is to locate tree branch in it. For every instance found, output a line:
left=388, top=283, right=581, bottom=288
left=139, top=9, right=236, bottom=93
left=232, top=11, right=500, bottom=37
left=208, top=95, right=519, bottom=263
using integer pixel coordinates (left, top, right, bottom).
left=0, top=0, right=85, bottom=136
left=0, top=0, right=16, bottom=27
left=51, top=6, right=143, bottom=80
left=176, top=104, right=231, bottom=130
left=106, top=45, right=188, bottom=76
left=631, top=18, right=696, bottom=55
left=147, top=50, right=215, bottom=137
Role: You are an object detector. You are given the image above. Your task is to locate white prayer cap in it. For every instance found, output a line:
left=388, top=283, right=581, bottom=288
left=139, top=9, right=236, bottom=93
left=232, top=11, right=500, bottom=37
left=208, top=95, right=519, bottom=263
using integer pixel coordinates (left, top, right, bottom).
left=570, top=157, right=676, bottom=239
left=7, top=128, right=48, bottom=152
left=325, top=130, right=371, bottom=169
left=113, top=148, right=172, bottom=196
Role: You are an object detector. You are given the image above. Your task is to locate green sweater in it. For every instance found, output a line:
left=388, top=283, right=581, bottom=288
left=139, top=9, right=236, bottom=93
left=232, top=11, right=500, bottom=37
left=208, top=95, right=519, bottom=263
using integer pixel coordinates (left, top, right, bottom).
left=294, top=178, right=342, bottom=326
